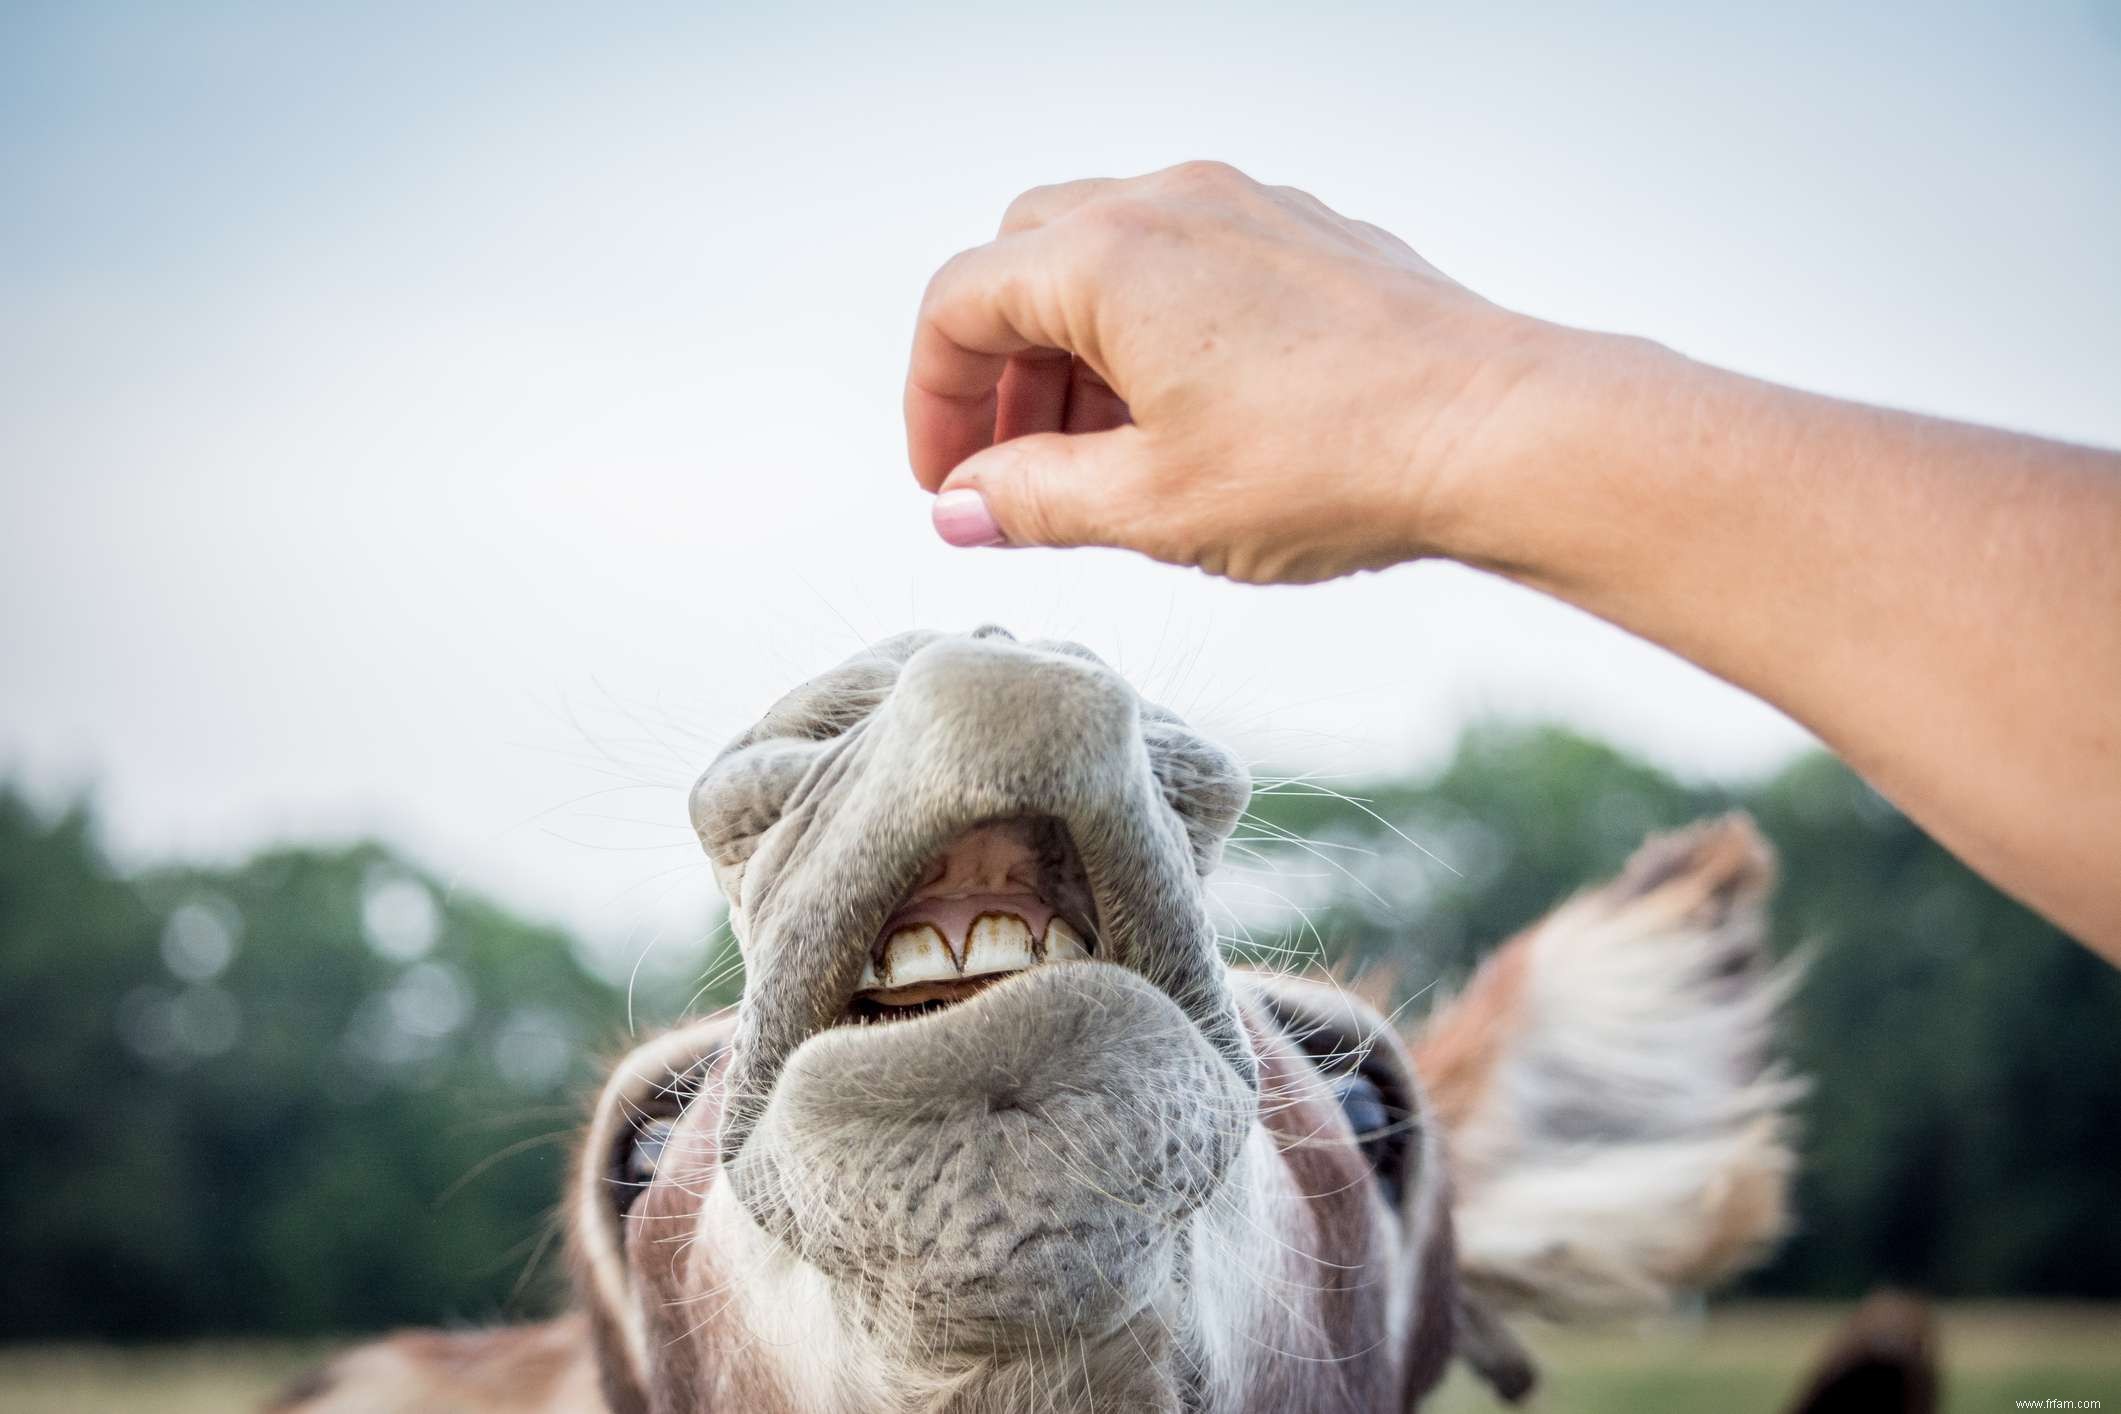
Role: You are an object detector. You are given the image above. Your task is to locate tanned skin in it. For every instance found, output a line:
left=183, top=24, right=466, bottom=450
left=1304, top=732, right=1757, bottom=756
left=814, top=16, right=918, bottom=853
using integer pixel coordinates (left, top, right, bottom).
left=904, top=161, right=2121, bottom=957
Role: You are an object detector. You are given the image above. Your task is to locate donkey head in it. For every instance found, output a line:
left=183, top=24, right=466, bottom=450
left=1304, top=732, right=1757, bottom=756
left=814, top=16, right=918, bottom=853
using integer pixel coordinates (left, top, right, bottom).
left=565, top=627, right=1801, bottom=1414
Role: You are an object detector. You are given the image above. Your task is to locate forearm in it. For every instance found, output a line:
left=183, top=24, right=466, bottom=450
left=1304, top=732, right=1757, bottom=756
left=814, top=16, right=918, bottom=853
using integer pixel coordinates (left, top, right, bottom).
left=1440, top=324, right=2121, bottom=956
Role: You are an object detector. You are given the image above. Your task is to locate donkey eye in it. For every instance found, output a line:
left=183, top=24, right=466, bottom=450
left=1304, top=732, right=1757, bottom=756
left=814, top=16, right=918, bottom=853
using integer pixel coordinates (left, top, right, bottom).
left=1333, top=1071, right=1406, bottom=1209
left=1334, top=1072, right=1390, bottom=1138
left=628, top=1117, right=673, bottom=1184
left=611, top=1116, right=675, bottom=1215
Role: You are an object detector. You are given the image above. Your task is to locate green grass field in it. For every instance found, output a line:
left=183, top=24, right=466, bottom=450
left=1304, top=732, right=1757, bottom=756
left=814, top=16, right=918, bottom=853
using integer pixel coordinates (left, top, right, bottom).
left=1424, top=1303, right=2117, bottom=1414
left=0, top=1304, right=2113, bottom=1412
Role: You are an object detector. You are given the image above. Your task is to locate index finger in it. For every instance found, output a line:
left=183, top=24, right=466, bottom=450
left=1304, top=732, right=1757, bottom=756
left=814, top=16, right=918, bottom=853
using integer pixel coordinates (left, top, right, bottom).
left=904, top=228, right=1084, bottom=488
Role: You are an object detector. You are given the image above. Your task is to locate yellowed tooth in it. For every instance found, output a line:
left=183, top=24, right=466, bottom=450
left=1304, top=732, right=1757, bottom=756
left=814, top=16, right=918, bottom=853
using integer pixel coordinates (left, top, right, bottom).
left=963, top=913, right=1037, bottom=979
left=1044, top=917, right=1091, bottom=961
left=871, top=924, right=956, bottom=988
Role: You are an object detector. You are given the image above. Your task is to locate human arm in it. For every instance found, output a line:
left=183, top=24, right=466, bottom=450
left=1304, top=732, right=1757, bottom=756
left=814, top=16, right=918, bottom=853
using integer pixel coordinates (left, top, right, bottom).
left=903, top=162, right=2121, bottom=956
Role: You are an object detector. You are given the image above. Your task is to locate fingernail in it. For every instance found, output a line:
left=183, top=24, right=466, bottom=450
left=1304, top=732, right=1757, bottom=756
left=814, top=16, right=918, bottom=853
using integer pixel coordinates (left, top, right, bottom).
left=932, top=488, right=1006, bottom=547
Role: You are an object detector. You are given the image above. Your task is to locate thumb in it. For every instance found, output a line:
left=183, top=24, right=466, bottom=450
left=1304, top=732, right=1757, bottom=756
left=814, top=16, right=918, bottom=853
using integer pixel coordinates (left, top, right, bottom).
left=934, top=427, right=1155, bottom=551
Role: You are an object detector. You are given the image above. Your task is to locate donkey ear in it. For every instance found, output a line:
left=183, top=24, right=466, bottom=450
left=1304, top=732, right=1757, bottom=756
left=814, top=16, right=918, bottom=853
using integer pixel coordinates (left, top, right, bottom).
left=1414, top=814, right=1803, bottom=1322
left=570, top=1013, right=736, bottom=1414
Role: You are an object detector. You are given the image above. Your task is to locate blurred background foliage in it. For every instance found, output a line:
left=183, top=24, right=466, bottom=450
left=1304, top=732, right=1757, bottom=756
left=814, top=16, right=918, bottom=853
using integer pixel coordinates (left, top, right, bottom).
left=0, top=790, right=734, bottom=1341
left=3, top=725, right=2117, bottom=1341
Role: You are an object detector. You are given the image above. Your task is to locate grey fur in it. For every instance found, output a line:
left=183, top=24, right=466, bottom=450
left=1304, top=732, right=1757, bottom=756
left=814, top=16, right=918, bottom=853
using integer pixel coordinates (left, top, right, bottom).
left=690, top=628, right=1257, bottom=1165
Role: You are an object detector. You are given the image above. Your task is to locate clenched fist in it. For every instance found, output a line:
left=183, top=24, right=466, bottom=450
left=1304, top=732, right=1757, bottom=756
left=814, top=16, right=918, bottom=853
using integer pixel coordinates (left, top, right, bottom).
left=904, top=161, right=1557, bottom=584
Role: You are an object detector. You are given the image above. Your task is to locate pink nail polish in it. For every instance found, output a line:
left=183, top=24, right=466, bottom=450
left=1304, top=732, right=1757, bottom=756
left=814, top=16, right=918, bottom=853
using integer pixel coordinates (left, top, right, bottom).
left=932, top=489, right=1006, bottom=547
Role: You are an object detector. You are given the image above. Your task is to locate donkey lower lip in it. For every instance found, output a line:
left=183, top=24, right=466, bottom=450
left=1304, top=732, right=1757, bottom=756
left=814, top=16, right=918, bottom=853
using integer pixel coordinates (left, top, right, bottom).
left=728, top=961, right=1253, bottom=1338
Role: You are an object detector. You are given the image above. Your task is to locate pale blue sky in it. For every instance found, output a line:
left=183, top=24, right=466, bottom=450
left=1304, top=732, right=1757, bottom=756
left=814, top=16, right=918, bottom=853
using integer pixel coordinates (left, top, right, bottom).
left=4, top=2, right=2117, bottom=949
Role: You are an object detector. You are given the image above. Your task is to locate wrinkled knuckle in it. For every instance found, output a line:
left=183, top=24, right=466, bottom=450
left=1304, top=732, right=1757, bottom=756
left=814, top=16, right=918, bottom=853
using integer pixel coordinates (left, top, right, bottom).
left=1000, top=185, right=1053, bottom=230
left=1073, top=192, right=1136, bottom=229
left=920, top=246, right=982, bottom=315
left=1077, top=199, right=1133, bottom=244
left=1066, top=196, right=1152, bottom=260
left=1270, top=182, right=1329, bottom=215
left=1167, top=158, right=1242, bottom=190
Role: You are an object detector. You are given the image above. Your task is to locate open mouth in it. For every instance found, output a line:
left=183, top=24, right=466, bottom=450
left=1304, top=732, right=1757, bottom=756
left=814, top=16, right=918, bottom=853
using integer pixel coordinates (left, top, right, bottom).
left=838, top=815, right=1100, bottom=1026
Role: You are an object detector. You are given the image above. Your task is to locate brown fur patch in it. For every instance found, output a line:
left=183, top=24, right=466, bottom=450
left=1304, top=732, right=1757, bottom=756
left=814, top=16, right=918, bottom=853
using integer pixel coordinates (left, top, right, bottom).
left=1783, top=1291, right=1938, bottom=1414
left=1410, top=928, right=1533, bottom=1139
left=1612, top=813, right=1775, bottom=921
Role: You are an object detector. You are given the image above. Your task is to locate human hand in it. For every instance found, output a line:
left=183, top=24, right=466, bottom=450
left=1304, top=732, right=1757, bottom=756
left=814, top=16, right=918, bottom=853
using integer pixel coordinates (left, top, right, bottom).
left=904, top=161, right=1558, bottom=584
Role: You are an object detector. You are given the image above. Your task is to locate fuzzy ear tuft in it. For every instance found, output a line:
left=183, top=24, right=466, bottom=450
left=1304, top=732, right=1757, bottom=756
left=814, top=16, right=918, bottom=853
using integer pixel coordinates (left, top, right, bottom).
left=1415, top=814, right=1804, bottom=1321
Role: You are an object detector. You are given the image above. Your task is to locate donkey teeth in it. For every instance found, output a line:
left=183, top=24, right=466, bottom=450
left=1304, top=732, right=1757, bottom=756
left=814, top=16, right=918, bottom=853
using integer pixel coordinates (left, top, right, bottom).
left=1044, top=916, right=1091, bottom=962
left=964, top=913, right=1039, bottom=977
left=858, top=923, right=950, bottom=991
left=858, top=914, right=1093, bottom=995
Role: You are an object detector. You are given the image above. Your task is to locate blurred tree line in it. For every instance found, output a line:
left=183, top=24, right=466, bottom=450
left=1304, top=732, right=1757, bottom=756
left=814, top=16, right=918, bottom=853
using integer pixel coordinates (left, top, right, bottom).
left=2, top=726, right=2116, bottom=1340
left=0, top=789, right=735, bottom=1341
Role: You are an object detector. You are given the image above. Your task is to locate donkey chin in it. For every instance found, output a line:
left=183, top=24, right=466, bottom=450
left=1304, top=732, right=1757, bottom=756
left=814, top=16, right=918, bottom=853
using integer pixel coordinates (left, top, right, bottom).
left=275, top=627, right=1806, bottom=1414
